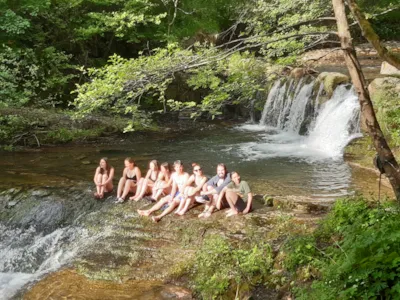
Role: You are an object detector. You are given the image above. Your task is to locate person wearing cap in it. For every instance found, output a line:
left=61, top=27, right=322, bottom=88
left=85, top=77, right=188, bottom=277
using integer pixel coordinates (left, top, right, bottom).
left=196, top=163, right=231, bottom=218
left=217, top=171, right=253, bottom=217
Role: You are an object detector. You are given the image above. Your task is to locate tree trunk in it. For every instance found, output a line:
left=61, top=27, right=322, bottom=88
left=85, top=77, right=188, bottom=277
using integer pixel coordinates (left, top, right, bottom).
left=347, top=0, right=400, bottom=69
left=332, top=0, right=400, bottom=200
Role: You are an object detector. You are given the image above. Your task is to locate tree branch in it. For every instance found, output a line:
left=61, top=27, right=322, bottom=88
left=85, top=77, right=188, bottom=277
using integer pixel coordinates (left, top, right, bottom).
left=346, top=0, right=400, bottom=69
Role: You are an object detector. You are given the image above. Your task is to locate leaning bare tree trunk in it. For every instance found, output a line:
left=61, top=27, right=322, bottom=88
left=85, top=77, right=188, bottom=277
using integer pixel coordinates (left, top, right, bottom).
left=346, top=0, right=400, bottom=69
left=332, top=0, right=400, bottom=200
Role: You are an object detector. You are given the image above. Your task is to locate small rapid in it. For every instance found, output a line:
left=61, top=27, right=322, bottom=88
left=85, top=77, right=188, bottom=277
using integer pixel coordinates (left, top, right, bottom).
left=0, top=224, right=89, bottom=299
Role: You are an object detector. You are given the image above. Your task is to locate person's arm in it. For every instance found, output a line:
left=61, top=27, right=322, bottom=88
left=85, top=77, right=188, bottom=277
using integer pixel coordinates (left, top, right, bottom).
left=135, top=167, right=142, bottom=182
left=170, top=174, right=177, bottom=198
left=145, top=169, right=151, bottom=180
left=193, top=176, right=207, bottom=194
left=93, top=167, right=101, bottom=185
left=180, top=173, right=190, bottom=193
left=184, top=175, right=195, bottom=196
left=242, top=193, right=253, bottom=214
left=216, top=186, right=228, bottom=210
left=102, top=167, right=115, bottom=185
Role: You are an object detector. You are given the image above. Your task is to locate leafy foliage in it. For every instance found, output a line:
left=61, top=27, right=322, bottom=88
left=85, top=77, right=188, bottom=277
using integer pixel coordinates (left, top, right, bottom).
left=189, top=235, right=273, bottom=299
left=0, top=45, right=74, bottom=108
left=285, top=196, right=400, bottom=300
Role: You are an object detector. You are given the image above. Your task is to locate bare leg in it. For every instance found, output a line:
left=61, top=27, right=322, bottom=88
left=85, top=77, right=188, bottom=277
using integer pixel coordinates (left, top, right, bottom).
left=131, top=178, right=144, bottom=200
left=95, top=174, right=102, bottom=197
left=153, top=200, right=179, bottom=222
left=197, top=185, right=213, bottom=217
left=137, top=195, right=171, bottom=216
left=121, top=180, right=135, bottom=200
left=177, top=197, right=195, bottom=215
left=133, top=178, right=150, bottom=201
left=178, top=187, right=196, bottom=215
left=175, top=194, right=186, bottom=214
left=117, top=177, right=126, bottom=198
left=225, top=191, right=239, bottom=217
left=203, top=194, right=219, bottom=218
left=99, top=174, right=108, bottom=198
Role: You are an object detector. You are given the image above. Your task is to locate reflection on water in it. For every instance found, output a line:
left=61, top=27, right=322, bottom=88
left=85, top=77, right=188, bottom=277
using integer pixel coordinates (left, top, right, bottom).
left=0, top=126, right=392, bottom=200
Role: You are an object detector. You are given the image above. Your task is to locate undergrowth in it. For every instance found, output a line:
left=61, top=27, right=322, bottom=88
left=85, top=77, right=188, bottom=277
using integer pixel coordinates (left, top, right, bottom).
left=285, top=196, right=400, bottom=300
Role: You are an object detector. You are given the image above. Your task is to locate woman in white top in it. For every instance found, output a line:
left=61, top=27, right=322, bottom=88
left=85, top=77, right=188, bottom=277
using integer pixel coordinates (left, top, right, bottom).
left=175, top=163, right=207, bottom=216
left=137, top=160, right=189, bottom=222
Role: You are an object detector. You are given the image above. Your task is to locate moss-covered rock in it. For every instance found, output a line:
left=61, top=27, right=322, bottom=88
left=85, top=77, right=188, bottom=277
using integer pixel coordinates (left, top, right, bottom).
left=315, top=72, right=350, bottom=99
left=368, top=77, right=400, bottom=147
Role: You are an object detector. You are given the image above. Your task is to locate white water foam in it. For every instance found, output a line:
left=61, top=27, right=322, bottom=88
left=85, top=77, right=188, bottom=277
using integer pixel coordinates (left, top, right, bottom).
left=307, top=86, right=362, bottom=156
left=235, top=80, right=361, bottom=161
left=0, top=224, right=92, bottom=299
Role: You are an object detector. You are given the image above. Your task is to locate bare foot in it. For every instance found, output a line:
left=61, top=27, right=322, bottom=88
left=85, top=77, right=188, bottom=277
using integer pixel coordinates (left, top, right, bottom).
left=152, top=216, right=160, bottom=223
left=177, top=210, right=186, bottom=216
left=224, top=209, right=233, bottom=214
left=174, top=210, right=181, bottom=215
left=94, top=192, right=100, bottom=199
left=98, top=193, right=104, bottom=199
left=226, top=210, right=238, bottom=217
left=203, top=211, right=212, bottom=218
left=129, top=196, right=136, bottom=201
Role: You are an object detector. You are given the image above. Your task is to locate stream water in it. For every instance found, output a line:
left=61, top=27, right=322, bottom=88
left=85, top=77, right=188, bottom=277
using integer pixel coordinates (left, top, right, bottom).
left=0, top=78, right=392, bottom=299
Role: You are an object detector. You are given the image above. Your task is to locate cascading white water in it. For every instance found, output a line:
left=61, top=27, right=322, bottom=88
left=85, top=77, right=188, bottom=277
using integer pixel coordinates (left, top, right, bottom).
left=238, top=77, right=361, bottom=160
left=307, top=85, right=361, bottom=156
left=0, top=224, right=95, bottom=299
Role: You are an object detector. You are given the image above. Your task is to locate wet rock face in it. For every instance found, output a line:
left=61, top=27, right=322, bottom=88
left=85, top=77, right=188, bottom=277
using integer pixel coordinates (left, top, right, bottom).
left=18, top=201, right=65, bottom=230
left=0, top=187, right=103, bottom=232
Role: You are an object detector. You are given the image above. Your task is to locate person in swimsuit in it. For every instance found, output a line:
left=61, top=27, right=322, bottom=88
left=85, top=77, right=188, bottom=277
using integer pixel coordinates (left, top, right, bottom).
left=196, top=163, right=231, bottom=218
left=217, top=171, right=253, bottom=217
left=137, top=160, right=189, bottom=222
left=115, top=157, right=142, bottom=203
left=131, top=160, right=159, bottom=201
left=175, top=163, right=207, bottom=216
left=149, top=162, right=173, bottom=202
left=93, top=157, right=115, bottom=199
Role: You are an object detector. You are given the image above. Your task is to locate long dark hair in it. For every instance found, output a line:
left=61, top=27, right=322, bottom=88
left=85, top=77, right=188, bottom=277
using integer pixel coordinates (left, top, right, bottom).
left=99, top=157, right=111, bottom=174
left=125, top=157, right=136, bottom=166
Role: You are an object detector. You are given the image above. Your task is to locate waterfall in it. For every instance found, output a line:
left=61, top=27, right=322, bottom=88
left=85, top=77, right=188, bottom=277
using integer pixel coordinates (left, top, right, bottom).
left=307, top=85, right=361, bottom=156
left=239, top=77, right=361, bottom=160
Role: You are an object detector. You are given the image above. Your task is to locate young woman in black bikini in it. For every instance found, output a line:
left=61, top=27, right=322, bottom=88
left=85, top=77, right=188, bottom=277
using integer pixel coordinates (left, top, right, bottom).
left=131, top=160, right=159, bottom=201
left=115, top=157, right=142, bottom=203
left=93, top=157, right=115, bottom=199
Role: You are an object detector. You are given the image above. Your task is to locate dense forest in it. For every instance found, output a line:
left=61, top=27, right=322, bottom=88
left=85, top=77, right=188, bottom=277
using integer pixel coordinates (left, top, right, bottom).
left=1, top=0, right=399, bottom=134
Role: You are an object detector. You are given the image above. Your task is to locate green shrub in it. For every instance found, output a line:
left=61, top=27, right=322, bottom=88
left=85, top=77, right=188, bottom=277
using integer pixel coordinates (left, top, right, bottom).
left=190, top=235, right=273, bottom=299
left=291, top=197, right=400, bottom=300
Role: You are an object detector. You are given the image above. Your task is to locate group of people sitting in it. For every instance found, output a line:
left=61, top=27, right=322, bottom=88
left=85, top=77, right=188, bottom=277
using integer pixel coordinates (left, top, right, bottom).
left=93, top=157, right=253, bottom=222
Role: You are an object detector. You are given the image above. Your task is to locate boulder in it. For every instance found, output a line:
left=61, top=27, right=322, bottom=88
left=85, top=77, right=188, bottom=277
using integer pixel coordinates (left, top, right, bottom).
left=290, top=68, right=306, bottom=78
left=380, top=61, right=400, bottom=75
left=315, top=72, right=350, bottom=98
left=369, top=77, right=400, bottom=99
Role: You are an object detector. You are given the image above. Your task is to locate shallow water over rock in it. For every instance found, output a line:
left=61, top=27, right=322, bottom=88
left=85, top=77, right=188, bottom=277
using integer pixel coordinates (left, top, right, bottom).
left=0, top=125, right=393, bottom=299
